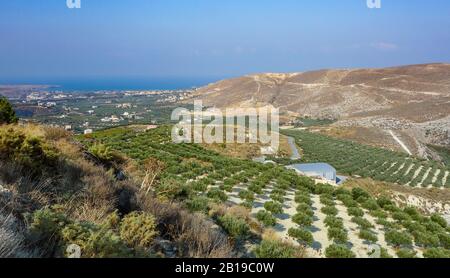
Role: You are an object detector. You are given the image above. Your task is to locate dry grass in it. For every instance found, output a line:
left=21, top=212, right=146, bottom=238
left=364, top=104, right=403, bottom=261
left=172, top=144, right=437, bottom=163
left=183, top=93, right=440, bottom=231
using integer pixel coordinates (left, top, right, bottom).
left=138, top=193, right=235, bottom=258
left=0, top=209, right=41, bottom=258
left=43, top=126, right=72, bottom=141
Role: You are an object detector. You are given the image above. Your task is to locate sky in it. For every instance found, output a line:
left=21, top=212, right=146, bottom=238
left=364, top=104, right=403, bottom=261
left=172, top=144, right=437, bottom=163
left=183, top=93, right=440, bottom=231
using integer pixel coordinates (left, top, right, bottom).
left=1, top=0, right=450, bottom=86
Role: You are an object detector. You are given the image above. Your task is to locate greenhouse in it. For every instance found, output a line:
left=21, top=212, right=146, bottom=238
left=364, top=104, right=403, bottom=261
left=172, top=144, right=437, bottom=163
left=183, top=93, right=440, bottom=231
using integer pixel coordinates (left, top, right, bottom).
left=287, top=163, right=337, bottom=183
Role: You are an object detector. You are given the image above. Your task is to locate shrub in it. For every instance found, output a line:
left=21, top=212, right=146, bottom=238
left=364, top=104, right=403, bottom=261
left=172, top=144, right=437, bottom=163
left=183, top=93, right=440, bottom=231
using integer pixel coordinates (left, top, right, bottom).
left=89, top=143, right=122, bottom=164
left=248, top=183, right=263, bottom=194
left=396, top=248, right=417, bottom=258
left=321, top=205, right=338, bottom=216
left=438, top=232, right=450, bottom=249
left=385, top=230, right=413, bottom=247
left=270, top=192, right=285, bottom=203
left=351, top=188, right=370, bottom=201
left=379, top=248, right=393, bottom=258
left=392, top=212, right=412, bottom=222
left=347, top=207, right=364, bottom=217
left=186, top=196, right=210, bottom=213
left=325, top=244, right=355, bottom=258
left=0, top=97, right=18, bottom=124
left=327, top=228, right=348, bottom=244
left=288, top=228, right=313, bottom=246
left=423, top=248, right=450, bottom=258
left=0, top=128, right=57, bottom=171
left=207, top=189, right=228, bottom=202
left=292, top=212, right=313, bottom=227
left=119, top=212, right=158, bottom=249
left=358, top=229, right=377, bottom=243
left=295, top=194, right=313, bottom=206
left=27, top=206, right=71, bottom=246
left=403, top=207, right=420, bottom=220
left=430, top=214, right=447, bottom=228
left=376, top=196, right=393, bottom=208
left=61, top=222, right=132, bottom=258
left=352, top=217, right=374, bottom=229
left=264, top=201, right=283, bottom=215
left=412, top=231, right=440, bottom=248
left=27, top=207, right=134, bottom=258
left=370, top=210, right=387, bottom=219
left=324, top=216, right=344, bottom=229
left=256, top=210, right=277, bottom=227
left=238, top=190, right=255, bottom=202
left=217, top=215, right=249, bottom=239
left=254, top=240, right=297, bottom=258
left=320, top=196, right=335, bottom=207
left=362, top=199, right=379, bottom=211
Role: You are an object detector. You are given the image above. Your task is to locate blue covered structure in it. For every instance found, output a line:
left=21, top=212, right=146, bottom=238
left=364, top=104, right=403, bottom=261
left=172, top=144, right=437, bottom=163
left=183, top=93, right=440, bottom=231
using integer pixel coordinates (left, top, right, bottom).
left=287, top=163, right=337, bottom=183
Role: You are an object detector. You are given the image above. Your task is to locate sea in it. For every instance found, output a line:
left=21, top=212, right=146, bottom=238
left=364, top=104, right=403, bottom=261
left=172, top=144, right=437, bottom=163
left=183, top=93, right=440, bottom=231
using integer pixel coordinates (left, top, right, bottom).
left=1, top=77, right=225, bottom=92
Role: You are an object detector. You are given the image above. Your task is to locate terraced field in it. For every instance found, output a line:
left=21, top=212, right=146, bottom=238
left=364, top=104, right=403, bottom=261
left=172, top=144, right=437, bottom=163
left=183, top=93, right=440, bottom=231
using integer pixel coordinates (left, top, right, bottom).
left=283, top=130, right=450, bottom=188
left=80, top=126, right=450, bottom=258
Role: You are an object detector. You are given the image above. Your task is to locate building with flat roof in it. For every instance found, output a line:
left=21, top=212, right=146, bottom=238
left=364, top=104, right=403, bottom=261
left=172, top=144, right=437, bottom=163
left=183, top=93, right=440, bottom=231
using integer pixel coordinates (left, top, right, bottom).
left=287, top=163, right=337, bottom=183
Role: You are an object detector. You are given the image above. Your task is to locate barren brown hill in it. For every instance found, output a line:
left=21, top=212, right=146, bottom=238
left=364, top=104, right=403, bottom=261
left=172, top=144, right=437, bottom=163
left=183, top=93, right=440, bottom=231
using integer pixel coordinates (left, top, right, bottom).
left=188, top=63, right=450, bottom=158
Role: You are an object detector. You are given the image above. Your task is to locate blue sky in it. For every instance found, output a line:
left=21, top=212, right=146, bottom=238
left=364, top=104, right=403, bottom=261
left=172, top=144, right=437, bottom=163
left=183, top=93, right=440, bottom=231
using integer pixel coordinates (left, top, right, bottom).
left=1, top=0, right=450, bottom=83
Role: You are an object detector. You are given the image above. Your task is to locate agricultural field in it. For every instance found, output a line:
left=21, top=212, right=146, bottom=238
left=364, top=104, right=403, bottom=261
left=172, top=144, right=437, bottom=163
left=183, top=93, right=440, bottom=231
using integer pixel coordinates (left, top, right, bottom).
left=79, top=126, right=450, bottom=258
left=283, top=130, right=450, bottom=188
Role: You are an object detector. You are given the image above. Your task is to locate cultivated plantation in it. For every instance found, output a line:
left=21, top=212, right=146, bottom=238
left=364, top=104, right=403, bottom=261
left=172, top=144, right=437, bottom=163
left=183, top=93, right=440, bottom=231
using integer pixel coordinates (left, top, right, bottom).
left=76, top=126, right=450, bottom=258
left=283, top=130, right=450, bottom=188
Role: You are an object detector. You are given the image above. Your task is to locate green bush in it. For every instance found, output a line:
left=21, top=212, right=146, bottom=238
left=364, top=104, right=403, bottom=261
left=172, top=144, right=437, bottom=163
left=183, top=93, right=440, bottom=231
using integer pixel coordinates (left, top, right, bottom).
left=186, top=196, right=210, bottom=213
left=27, top=207, right=135, bottom=258
left=217, top=215, right=249, bottom=239
left=325, top=244, right=355, bottom=258
left=430, top=213, right=447, bottom=228
left=207, top=188, right=228, bottom=202
left=423, top=248, right=450, bottom=258
left=370, top=210, right=388, bottom=219
left=352, top=217, right=374, bottom=229
left=396, top=248, right=417, bottom=258
left=392, top=212, right=412, bottom=222
left=0, top=128, right=57, bottom=171
left=0, top=97, right=18, bottom=124
left=119, top=212, right=158, bottom=249
left=438, top=232, right=450, bottom=249
left=270, top=192, right=285, bottom=203
left=27, top=205, right=71, bottom=245
left=288, top=228, right=313, bottom=246
left=256, top=210, right=277, bottom=227
left=347, top=207, right=364, bottom=217
left=238, top=190, right=255, bottom=202
left=89, top=143, right=123, bottom=164
left=362, top=199, right=379, bottom=211
left=264, top=201, right=283, bottom=215
left=385, top=230, right=413, bottom=247
left=358, top=229, right=377, bottom=243
left=321, top=205, right=338, bottom=216
left=351, top=188, right=370, bottom=201
left=292, top=212, right=313, bottom=227
left=324, top=216, right=344, bottom=229
left=62, top=222, right=132, bottom=258
left=295, top=194, right=313, bottom=206
left=327, top=228, right=348, bottom=244
left=412, top=231, right=440, bottom=248
left=403, top=207, right=421, bottom=220
left=377, top=196, right=393, bottom=208
left=254, top=240, right=297, bottom=258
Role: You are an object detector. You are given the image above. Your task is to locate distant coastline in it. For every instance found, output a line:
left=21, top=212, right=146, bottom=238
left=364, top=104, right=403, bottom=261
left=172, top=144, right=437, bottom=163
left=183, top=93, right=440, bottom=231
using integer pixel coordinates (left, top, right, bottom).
left=0, top=77, right=224, bottom=92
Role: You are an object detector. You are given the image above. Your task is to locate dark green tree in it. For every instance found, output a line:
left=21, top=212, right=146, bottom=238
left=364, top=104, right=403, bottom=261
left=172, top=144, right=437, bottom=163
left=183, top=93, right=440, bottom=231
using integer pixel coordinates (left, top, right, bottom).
left=0, top=97, right=18, bottom=124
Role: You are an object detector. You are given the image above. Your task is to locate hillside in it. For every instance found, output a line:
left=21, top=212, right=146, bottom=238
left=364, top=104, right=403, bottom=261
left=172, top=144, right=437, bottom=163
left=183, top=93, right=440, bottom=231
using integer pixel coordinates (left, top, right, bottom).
left=1, top=123, right=450, bottom=258
left=188, top=63, right=450, bottom=157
